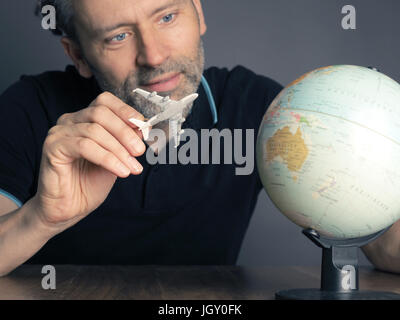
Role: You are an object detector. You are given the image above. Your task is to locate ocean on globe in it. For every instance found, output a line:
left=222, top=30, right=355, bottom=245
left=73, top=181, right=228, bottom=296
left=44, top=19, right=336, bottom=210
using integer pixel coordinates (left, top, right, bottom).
left=256, top=65, right=400, bottom=239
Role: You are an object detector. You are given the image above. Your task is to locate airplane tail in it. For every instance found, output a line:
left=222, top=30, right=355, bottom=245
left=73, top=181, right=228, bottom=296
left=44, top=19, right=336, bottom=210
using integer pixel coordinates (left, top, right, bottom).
left=129, top=118, right=151, bottom=140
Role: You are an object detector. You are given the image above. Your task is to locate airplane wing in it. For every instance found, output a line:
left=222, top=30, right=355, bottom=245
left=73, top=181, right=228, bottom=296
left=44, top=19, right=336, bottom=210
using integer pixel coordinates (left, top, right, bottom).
left=133, top=88, right=172, bottom=106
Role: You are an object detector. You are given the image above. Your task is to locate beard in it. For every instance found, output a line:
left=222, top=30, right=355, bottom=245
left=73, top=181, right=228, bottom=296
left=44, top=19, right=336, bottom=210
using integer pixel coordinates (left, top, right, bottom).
left=88, top=39, right=205, bottom=122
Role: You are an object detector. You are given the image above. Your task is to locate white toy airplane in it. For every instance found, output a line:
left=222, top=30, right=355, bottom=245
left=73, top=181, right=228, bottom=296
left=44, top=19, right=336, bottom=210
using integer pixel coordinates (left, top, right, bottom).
left=128, top=88, right=198, bottom=148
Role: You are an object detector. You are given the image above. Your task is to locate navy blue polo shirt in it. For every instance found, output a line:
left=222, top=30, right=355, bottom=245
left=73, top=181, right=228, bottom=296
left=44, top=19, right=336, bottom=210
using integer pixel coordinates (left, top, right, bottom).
left=0, top=65, right=283, bottom=265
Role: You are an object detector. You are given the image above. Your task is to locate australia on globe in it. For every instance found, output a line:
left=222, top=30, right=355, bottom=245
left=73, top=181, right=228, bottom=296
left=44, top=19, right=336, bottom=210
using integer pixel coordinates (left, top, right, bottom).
left=256, top=65, right=400, bottom=239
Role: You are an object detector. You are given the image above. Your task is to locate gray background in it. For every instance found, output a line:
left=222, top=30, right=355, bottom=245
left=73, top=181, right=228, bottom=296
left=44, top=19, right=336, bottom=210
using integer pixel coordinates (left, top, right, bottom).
left=1, top=0, right=399, bottom=266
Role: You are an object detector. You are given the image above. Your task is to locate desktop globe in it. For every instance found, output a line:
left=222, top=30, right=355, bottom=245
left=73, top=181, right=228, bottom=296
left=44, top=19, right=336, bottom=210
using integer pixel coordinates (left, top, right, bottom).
left=257, top=65, right=400, bottom=300
left=256, top=65, right=400, bottom=240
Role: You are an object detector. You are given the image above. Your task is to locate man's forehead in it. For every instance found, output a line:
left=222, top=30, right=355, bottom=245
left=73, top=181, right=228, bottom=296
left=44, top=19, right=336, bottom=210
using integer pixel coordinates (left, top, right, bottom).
left=74, top=0, right=189, bottom=35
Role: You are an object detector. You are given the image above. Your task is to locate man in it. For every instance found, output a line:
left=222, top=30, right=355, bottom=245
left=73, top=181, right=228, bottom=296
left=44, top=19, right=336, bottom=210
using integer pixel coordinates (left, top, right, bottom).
left=0, top=0, right=398, bottom=276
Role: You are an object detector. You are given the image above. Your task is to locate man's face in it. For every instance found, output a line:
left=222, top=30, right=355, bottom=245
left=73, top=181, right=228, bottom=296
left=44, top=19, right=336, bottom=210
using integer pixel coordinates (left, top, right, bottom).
left=72, top=0, right=206, bottom=118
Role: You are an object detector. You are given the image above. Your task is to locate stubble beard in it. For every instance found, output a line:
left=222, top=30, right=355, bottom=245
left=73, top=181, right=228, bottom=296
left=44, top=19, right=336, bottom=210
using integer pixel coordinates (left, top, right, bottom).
left=89, top=39, right=205, bottom=123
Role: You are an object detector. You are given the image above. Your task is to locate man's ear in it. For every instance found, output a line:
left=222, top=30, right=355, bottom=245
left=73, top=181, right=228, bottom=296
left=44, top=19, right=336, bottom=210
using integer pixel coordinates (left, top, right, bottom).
left=61, top=37, right=93, bottom=78
left=192, top=0, right=207, bottom=36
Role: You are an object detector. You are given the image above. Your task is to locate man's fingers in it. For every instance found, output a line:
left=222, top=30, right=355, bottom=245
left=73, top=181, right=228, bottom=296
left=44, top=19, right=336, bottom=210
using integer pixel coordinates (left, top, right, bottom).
left=57, top=91, right=145, bottom=129
left=134, top=128, right=144, bottom=140
left=60, top=105, right=146, bottom=157
left=75, top=123, right=143, bottom=174
left=54, top=92, right=148, bottom=161
left=90, top=91, right=145, bottom=127
left=56, top=136, right=140, bottom=178
left=56, top=123, right=144, bottom=174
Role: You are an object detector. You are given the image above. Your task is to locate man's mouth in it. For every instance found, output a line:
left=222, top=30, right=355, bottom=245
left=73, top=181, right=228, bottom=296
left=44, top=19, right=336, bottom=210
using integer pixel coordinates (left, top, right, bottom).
left=141, top=72, right=181, bottom=93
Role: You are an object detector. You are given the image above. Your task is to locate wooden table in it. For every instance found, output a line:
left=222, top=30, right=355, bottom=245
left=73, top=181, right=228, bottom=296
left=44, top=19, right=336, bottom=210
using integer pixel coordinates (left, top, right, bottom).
left=0, top=265, right=399, bottom=300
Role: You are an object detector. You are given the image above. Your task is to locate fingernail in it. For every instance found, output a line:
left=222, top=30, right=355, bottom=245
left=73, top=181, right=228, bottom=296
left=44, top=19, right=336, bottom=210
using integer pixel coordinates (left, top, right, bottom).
left=118, top=162, right=131, bottom=175
left=131, top=140, right=146, bottom=155
left=128, top=156, right=143, bottom=173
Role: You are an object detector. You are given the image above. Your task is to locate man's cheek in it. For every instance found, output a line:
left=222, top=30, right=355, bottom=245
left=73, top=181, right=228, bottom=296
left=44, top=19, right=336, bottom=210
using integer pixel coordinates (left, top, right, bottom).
left=167, top=23, right=199, bottom=55
left=98, top=49, right=135, bottom=81
left=101, top=62, right=130, bottom=87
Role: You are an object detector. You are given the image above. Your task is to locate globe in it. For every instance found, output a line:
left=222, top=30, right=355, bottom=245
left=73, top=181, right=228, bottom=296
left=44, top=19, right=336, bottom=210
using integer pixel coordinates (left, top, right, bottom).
left=256, top=65, right=400, bottom=239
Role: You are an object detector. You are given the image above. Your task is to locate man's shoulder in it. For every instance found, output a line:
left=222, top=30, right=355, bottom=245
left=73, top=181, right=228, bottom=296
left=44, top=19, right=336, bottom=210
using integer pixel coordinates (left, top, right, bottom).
left=26, top=65, right=96, bottom=100
left=0, top=65, right=98, bottom=120
left=205, top=65, right=283, bottom=90
left=204, top=65, right=283, bottom=104
left=3, top=65, right=84, bottom=95
left=204, top=65, right=284, bottom=126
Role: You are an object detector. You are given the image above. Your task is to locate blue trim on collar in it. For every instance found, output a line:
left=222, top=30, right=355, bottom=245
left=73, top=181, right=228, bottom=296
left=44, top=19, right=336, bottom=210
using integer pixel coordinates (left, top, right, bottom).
left=201, top=75, right=218, bottom=125
left=0, top=188, right=22, bottom=208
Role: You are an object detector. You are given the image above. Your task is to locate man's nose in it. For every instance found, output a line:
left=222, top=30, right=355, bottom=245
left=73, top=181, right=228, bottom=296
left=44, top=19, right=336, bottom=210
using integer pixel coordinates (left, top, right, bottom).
left=136, top=30, right=169, bottom=67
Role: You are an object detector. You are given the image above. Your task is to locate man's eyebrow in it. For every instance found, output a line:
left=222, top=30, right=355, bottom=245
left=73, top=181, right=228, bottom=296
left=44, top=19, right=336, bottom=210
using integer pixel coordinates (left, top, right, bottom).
left=150, top=0, right=186, bottom=17
left=93, top=22, right=133, bottom=37
left=92, top=0, right=186, bottom=37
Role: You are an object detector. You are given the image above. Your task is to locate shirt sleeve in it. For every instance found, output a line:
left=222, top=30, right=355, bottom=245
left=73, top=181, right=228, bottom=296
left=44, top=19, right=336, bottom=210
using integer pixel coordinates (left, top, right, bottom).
left=0, top=78, right=44, bottom=206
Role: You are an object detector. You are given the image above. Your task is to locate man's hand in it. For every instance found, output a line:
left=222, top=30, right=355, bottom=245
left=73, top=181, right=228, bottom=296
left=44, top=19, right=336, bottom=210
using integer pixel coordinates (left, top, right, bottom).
left=31, top=92, right=146, bottom=233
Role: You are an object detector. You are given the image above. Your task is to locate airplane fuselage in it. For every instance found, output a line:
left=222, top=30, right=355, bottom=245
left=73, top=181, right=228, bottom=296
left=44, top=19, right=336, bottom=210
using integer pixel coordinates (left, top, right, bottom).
left=130, top=89, right=199, bottom=148
left=148, top=93, right=198, bottom=126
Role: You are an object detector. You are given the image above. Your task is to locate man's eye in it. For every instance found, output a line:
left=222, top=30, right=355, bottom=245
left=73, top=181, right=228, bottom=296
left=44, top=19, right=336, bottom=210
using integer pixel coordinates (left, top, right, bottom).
left=160, top=13, right=176, bottom=24
left=111, top=33, right=127, bottom=42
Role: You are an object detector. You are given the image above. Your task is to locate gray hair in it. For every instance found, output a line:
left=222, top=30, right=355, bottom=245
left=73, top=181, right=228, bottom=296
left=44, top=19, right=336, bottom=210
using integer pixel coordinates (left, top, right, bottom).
left=35, top=0, right=77, bottom=41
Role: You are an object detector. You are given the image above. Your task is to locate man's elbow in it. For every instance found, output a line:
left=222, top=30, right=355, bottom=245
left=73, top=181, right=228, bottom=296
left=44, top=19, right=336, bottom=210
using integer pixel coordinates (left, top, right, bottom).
left=0, top=267, right=13, bottom=277
left=362, top=242, right=400, bottom=274
left=0, top=264, right=17, bottom=277
left=0, top=270, right=11, bottom=277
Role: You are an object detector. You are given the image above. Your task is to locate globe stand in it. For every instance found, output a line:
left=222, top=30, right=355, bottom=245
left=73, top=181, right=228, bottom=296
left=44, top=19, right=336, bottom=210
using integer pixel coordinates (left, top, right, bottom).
left=275, top=228, right=400, bottom=300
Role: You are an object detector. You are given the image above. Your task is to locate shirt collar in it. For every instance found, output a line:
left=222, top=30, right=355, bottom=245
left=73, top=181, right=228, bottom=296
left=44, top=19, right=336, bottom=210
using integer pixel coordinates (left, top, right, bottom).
left=182, top=76, right=217, bottom=131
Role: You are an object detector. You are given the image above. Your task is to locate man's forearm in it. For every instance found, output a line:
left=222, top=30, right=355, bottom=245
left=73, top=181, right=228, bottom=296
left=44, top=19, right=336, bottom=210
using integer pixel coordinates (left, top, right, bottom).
left=0, top=197, right=58, bottom=277
left=362, top=220, right=400, bottom=273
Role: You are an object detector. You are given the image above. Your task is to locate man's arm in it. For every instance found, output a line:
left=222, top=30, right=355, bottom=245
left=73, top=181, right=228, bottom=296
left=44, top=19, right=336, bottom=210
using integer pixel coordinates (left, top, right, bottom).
left=362, top=220, right=400, bottom=273
left=0, top=195, right=59, bottom=277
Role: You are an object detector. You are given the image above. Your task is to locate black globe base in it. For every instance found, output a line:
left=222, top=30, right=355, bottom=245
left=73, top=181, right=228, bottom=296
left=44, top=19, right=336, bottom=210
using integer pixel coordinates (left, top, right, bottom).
left=274, top=228, right=400, bottom=300
left=276, top=288, right=400, bottom=300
